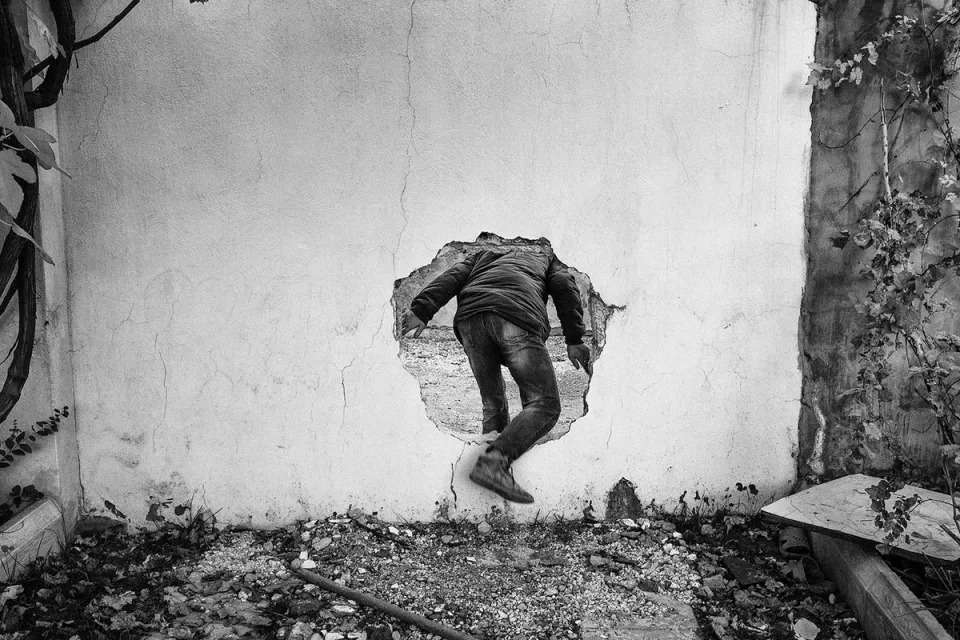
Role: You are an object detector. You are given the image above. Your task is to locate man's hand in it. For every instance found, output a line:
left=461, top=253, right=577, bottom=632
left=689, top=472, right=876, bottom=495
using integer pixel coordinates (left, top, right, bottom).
left=567, top=343, right=592, bottom=375
left=401, top=310, right=427, bottom=338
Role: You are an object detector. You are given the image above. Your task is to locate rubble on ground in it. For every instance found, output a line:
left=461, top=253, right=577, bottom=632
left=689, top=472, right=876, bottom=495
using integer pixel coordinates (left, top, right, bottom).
left=0, top=508, right=866, bottom=639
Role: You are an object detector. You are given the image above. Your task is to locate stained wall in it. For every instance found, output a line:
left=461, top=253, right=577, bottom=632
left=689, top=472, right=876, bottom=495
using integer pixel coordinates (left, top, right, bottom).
left=56, top=0, right=815, bottom=524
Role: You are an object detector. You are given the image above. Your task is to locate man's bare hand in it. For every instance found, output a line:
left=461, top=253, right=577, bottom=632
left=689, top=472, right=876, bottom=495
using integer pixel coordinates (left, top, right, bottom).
left=567, top=343, right=592, bottom=375
left=401, top=310, right=427, bottom=338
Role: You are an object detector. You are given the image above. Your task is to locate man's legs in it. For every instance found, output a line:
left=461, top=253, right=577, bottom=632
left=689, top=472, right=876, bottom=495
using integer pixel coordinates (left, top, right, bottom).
left=457, top=315, right=510, bottom=434
left=489, top=320, right=561, bottom=461
left=459, top=313, right=561, bottom=503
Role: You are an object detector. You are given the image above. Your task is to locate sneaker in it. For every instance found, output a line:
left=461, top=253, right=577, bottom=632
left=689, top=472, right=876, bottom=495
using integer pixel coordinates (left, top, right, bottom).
left=469, top=450, right=534, bottom=503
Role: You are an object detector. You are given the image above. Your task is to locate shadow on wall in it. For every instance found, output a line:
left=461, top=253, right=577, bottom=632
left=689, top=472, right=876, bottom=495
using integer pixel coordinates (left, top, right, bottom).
left=392, top=233, right=618, bottom=445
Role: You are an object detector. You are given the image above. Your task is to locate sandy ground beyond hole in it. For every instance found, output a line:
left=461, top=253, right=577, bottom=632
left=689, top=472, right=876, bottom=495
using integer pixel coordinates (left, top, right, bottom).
left=399, top=328, right=590, bottom=442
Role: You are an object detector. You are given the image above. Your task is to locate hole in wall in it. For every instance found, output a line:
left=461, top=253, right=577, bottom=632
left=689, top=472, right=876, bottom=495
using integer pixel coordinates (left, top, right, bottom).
left=392, top=233, right=617, bottom=445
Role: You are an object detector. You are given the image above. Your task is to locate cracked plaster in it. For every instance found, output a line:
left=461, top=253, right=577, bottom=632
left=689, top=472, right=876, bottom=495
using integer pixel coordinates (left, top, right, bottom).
left=54, top=0, right=815, bottom=525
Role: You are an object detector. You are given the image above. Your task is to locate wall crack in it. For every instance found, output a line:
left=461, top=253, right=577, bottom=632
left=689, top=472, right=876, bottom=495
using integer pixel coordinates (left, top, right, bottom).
left=393, top=0, right=418, bottom=277
left=154, top=334, right=168, bottom=452
left=450, top=442, right=467, bottom=507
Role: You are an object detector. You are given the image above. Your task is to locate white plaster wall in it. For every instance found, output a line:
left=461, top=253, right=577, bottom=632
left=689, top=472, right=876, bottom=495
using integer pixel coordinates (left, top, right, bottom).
left=58, top=0, right=815, bottom=524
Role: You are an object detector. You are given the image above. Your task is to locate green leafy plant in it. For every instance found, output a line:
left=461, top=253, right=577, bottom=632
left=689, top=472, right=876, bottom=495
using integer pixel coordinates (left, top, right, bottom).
left=818, top=4, right=960, bottom=545
left=0, top=406, right=67, bottom=469
left=0, top=484, right=43, bottom=532
left=0, top=407, right=69, bottom=529
left=865, top=478, right=923, bottom=547
left=145, top=496, right=219, bottom=547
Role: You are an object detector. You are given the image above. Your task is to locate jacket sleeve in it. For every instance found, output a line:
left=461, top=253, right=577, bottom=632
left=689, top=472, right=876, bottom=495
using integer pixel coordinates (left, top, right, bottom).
left=409, top=253, right=480, bottom=323
left=546, top=256, right=586, bottom=345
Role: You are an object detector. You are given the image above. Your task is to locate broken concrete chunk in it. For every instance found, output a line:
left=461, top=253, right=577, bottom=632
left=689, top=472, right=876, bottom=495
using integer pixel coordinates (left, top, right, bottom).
left=722, top=556, right=766, bottom=586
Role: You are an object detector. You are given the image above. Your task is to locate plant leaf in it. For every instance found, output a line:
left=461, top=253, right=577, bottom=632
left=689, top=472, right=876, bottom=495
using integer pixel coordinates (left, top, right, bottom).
left=0, top=203, right=55, bottom=265
left=0, top=101, right=15, bottom=129
left=12, top=126, right=69, bottom=176
left=28, top=14, right=61, bottom=63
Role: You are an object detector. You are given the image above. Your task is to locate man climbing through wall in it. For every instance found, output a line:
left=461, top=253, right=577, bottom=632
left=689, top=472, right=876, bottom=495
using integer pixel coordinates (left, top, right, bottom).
left=400, top=244, right=592, bottom=504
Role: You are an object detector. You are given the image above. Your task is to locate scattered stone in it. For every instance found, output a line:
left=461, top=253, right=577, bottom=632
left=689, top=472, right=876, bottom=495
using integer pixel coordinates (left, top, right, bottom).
left=597, top=533, right=620, bottom=545
left=733, top=589, right=756, bottom=610
left=702, top=574, right=727, bottom=591
left=288, top=622, right=315, bottom=640
left=477, top=522, right=493, bottom=534
left=332, top=604, right=356, bottom=616
left=289, top=599, right=322, bottom=616
left=313, top=537, right=332, bottom=552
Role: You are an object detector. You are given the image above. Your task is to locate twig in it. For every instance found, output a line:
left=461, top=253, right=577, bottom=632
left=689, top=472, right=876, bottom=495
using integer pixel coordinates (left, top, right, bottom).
left=294, top=567, right=481, bottom=640
left=74, top=0, right=141, bottom=50
left=23, top=0, right=140, bottom=82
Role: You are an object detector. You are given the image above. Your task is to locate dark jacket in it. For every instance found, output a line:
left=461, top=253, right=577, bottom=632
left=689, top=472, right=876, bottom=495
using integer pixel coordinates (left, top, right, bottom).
left=410, top=248, right=586, bottom=345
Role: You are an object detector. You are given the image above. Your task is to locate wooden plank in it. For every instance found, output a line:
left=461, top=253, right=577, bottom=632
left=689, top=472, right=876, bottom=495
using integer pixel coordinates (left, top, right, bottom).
left=0, top=497, right=65, bottom=582
left=761, top=474, right=960, bottom=564
left=810, top=532, right=952, bottom=640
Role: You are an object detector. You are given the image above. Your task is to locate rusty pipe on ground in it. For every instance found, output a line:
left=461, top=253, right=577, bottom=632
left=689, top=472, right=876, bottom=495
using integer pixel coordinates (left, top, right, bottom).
left=293, top=567, right=481, bottom=640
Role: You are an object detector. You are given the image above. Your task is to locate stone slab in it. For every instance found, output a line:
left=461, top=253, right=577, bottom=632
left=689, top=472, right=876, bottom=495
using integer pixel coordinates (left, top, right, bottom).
left=582, top=592, right=698, bottom=639
left=762, top=474, right=960, bottom=564
left=0, top=497, right=65, bottom=581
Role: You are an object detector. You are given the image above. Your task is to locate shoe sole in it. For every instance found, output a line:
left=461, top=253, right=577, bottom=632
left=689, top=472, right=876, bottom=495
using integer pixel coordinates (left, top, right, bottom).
left=469, top=469, right=535, bottom=504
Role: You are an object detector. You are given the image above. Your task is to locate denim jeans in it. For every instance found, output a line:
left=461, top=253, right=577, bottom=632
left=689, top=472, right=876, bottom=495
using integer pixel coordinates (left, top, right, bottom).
left=456, top=312, right=561, bottom=461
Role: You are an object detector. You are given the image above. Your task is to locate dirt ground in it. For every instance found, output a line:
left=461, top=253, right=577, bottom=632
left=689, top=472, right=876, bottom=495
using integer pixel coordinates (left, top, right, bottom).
left=0, top=509, right=868, bottom=640
left=399, top=328, right=590, bottom=443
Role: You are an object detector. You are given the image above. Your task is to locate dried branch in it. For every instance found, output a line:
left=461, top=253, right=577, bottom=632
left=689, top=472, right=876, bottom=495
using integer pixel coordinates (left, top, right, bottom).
left=23, top=0, right=140, bottom=83
left=74, top=0, right=139, bottom=50
left=0, top=239, right=36, bottom=422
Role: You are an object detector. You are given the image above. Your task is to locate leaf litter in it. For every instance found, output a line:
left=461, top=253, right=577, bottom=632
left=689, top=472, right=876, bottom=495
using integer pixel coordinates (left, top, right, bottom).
left=0, top=509, right=866, bottom=639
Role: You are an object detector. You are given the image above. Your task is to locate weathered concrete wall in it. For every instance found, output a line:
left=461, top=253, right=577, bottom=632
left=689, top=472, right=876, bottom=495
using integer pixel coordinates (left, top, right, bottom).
left=800, top=0, right=954, bottom=478
left=57, top=0, right=815, bottom=525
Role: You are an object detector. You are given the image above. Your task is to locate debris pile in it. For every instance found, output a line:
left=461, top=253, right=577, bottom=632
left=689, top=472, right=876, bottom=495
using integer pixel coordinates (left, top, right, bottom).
left=0, top=509, right=866, bottom=639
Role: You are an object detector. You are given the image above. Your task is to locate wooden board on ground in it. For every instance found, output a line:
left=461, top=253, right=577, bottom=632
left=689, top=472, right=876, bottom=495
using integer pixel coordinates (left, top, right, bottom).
left=762, top=474, right=960, bottom=565
left=810, top=532, right=952, bottom=640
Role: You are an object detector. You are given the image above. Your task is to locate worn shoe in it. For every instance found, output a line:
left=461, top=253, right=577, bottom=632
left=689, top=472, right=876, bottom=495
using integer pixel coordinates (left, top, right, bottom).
left=469, top=450, right=534, bottom=504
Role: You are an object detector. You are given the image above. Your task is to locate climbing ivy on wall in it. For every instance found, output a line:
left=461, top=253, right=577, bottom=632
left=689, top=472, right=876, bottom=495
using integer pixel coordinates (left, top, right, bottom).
left=812, top=1, right=960, bottom=536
